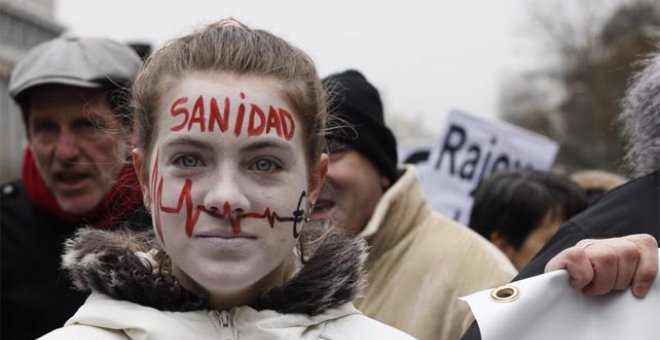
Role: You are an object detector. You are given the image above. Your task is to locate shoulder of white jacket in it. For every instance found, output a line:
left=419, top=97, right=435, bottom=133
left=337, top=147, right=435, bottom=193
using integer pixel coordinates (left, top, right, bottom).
left=320, top=313, right=416, bottom=339
left=37, top=323, right=128, bottom=340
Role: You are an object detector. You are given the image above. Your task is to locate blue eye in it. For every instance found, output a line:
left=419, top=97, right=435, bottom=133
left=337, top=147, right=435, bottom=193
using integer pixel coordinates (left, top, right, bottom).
left=175, top=155, right=202, bottom=168
left=252, top=159, right=277, bottom=172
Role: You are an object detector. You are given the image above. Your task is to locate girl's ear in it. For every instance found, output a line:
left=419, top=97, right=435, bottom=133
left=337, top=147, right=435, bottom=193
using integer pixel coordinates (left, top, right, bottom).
left=132, top=148, right=151, bottom=208
left=308, top=153, right=328, bottom=204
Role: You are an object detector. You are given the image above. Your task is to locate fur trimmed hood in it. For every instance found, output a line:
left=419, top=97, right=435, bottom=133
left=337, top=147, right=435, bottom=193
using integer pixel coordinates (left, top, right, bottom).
left=61, top=226, right=367, bottom=315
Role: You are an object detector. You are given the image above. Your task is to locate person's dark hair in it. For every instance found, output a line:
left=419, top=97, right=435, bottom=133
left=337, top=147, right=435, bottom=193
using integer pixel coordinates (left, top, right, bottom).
left=403, top=149, right=430, bottom=165
left=469, top=170, right=588, bottom=250
left=106, top=83, right=136, bottom=129
left=128, top=42, right=153, bottom=61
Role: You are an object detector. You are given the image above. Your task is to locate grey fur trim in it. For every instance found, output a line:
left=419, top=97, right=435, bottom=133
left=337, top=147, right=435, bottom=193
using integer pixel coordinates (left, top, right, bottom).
left=62, top=226, right=207, bottom=311
left=62, top=225, right=366, bottom=314
left=620, top=50, right=660, bottom=177
left=252, top=233, right=367, bottom=315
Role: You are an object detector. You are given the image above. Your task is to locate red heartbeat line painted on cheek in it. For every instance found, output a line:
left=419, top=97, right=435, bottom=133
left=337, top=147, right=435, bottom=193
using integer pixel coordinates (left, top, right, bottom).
left=151, top=152, right=304, bottom=242
left=151, top=152, right=164, bottom=243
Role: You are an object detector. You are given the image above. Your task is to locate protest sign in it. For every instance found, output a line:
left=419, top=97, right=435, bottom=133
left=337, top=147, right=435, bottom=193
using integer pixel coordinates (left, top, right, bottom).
left=418, top=110, right=558, bottom=225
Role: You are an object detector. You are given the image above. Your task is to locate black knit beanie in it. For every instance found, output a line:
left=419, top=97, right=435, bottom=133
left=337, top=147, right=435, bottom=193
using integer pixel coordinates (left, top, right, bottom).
left=322, top=70, right=399, bottom=183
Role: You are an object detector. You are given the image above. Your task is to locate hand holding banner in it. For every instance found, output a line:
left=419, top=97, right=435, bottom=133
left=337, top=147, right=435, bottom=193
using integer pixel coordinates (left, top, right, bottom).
left=462, top=249, right=660, bottom=340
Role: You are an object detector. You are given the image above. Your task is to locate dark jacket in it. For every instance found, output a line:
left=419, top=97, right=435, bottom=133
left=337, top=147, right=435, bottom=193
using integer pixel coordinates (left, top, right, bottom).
left=0, top=180, right=150, bottom=340
left=462, top=170, right=660, bottom=340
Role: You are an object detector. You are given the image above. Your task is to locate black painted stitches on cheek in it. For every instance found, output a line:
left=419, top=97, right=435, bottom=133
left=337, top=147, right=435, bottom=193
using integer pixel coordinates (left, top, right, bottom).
left=292, top=191, right=306, bottom=238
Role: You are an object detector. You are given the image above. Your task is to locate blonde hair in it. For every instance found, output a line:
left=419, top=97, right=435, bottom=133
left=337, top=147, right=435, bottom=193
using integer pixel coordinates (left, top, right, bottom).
left=132, top=19, right=329, bottom=279
left=570, top=169, right=626, bottom=192
left=132, top=18, right=327, bottom=182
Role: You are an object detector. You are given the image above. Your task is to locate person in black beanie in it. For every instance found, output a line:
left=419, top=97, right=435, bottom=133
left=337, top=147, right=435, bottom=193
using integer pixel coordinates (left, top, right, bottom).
left=310, top=69, right=518, bottom=340
left=323, top=70, right=399, bottom=184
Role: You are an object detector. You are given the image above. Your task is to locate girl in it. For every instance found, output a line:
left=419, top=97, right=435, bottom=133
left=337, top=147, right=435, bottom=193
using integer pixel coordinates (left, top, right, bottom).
left=40, top=19, right=657, bottom=340
left=40, top=19, right=413, bottom=339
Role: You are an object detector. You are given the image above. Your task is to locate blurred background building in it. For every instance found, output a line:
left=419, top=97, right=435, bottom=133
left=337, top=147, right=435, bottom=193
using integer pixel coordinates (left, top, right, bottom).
left=0, top=0, right=63, bottom=183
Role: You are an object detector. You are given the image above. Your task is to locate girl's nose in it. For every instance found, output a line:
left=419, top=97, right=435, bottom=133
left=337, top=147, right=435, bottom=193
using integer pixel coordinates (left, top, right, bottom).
left=202, top=170, right=250, bottom=217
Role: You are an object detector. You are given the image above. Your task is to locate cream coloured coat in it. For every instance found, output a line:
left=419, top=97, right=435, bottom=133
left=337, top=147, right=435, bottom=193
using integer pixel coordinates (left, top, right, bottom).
left=355, top=165, right=517, bottom=340
left=40, top=293, right=411, bottom=340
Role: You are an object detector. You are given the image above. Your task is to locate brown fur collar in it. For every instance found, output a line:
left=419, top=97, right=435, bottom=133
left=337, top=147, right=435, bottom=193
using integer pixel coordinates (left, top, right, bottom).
left=61, top=226, right=367, bottom=315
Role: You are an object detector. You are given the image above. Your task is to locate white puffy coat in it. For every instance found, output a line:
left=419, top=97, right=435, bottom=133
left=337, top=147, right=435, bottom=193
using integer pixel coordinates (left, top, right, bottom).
left=39, top=228, right=413, bottom=340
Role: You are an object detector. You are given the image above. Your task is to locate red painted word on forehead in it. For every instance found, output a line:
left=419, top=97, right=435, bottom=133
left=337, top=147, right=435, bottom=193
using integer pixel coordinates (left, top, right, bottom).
left=170, top=93, right=296, bottom=141
left=151, top=156, right=303, bottom=242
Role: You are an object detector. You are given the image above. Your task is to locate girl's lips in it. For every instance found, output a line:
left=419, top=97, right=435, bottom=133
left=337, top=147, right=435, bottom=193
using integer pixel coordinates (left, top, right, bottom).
left=197, top=235, right=256, bottom=240
left=192, top=234, right=258, bottom=250
left=194, top=231, right=257, bottom=239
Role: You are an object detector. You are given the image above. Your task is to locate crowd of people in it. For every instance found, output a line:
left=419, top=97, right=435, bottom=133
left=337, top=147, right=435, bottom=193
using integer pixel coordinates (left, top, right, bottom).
left=1, top=17, right=658, bottom=340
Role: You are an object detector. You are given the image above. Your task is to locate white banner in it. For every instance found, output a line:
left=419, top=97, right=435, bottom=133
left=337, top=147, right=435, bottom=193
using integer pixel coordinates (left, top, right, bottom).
left=461, top=249, right=660, bottom=340
left=418, top=110, right=558, bottom=225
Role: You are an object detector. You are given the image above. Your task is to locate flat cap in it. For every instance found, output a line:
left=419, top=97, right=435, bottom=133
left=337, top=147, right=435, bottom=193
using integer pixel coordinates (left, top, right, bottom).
left=9, top=36, right=141, bottom=100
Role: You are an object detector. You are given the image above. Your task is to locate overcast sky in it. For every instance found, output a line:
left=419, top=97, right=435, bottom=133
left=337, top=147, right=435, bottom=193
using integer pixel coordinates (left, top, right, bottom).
left=55, top=0, right=538, bottom=141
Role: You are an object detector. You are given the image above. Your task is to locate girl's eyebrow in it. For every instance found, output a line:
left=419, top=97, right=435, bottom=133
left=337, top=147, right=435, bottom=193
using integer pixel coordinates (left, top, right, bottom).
left=161, top=136, right=214, bottom=152
left=241, top=139, right=296, bottom=153
left=161, top=136, right=296, bottom=154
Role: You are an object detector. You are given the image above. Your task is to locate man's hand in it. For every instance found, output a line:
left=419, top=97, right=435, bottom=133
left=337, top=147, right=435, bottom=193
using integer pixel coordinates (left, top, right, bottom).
left=545, top=234, right=658, bottom=298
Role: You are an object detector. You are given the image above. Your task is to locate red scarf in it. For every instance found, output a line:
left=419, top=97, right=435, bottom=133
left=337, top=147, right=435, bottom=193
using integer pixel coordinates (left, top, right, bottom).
left=21, top=147, right=144, bottom=229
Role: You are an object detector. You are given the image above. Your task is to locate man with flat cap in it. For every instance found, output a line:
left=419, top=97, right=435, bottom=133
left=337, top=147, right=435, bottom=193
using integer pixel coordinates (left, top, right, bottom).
left=1, top=36, right=148, bottom=339
left=312, top=70, right=517, bottom=340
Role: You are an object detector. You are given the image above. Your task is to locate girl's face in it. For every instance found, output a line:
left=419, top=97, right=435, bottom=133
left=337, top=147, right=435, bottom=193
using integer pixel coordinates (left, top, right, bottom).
left=135, top=72, right=324, bottom=300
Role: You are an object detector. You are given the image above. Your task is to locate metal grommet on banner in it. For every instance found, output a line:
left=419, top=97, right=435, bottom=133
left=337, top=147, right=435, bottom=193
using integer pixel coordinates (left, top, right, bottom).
left=490, top=284, right=520, bottom=303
